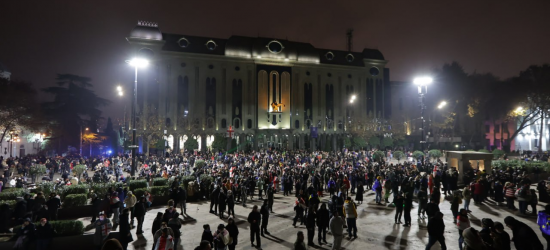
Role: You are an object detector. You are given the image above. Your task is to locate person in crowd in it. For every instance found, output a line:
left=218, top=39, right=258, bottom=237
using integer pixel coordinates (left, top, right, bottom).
left=426, top=211, right=446, bottom=250
left=201, top=224, right=214, bottom=248
left=462, top=227, right=489, bottom=250
left=133, top=196, right=147, bottom=234
left=504, top=182, right=517, bottom=210
left=13, top=218, right=35, bottom=250
left=45, top=192, right=61, bottom=221
left=168, top=212, right=182, bottom=248
left=218, top=188, right=227, bottom=220
left=417, top=188, right=428, bottom=219
left=152, top=212, right=164, bottom=236
left=330, top=212, right=344, bottom=250
left=537, top=205, right=550, bottom=250
left=118, top=208, right=132, bottom=250
left=225, top=217, right=239, bottom=250
left=213, top=223, right=230, bottom=250
left=306, top=205, right=317, bottom=246
left=35, top=218, right=53, bottom=250
left=247, top=205, right=262, bottom=249
left=94, top=211, right=112, bottom=250
left=491, top=222, right=511, bottom=250
left=462, top=185, right=472, bottom=211
left=504, top=215, right=544, bottom=250
left=260, top=200, right=270, bottom=236
left=479, top=218, right=494, bottom=246
left=293, top=231, right=307, bottom=250
left=101, top=238, right=123, bottom=250
left=226, top=190, right=235, bottom=218
left=153, top=228, right=174, bottom=250
left=343, top=196, right=357, bottom=239
left=0, top=203, right=11, bottom=233
left=355, top=181, right=364, bottom=204
left=316, top=203, right=330, bottom=245
left=123, top=191, right=136, bottom=227
left=393, top=192, right=404, bottom=224
left=163, top=206, right=177, bottom=224
left=456, top=209, right=470, bottom=250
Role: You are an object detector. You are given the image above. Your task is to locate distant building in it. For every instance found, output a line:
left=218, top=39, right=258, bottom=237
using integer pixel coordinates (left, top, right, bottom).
left=126, top=21, right=390, bottom=152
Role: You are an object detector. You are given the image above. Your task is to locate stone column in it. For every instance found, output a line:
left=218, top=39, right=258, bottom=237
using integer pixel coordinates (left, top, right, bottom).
left=201, top=134, right=207, bottom=153
left=311, top=136, right=316, bottom=152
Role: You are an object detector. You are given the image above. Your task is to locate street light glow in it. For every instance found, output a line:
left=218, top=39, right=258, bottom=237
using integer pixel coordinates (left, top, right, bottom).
left=516, top=106, right=524, bottom=112
left=118, top=91, right=123, bottom=96
left=128, top=58, right=149, bottom=68
left=351, top=95, right=356, bottom=100
left=85, top=128, right=89, bottom=131
left=438, top=101, right=447, bottom=109
left=413, top=76, right=433, bottom=86
left=116, top=86, right=122, bottom=91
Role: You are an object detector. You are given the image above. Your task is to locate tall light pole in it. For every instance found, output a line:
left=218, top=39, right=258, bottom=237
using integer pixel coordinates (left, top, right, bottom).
left=414, top=76, right=433, bottom=151
left=127, top=58, right=149, bottom=177
left=80, top=126, right=89, bottom=156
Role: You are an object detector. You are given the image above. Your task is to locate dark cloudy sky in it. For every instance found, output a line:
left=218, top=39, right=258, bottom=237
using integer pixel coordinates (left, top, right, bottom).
left=1, top=0, right=549, bottom=123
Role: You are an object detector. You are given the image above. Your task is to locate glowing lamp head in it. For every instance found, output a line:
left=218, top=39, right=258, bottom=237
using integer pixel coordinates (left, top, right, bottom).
left=413, top=77, right=433, bottom=86
left=116, top=86, right=122, bottom=91
left=128, top=58, right=149, bottom=68
left=118, top=92, right=123, bottom=96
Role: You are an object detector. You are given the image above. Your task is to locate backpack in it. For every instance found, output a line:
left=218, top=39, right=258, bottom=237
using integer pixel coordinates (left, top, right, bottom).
left=538, top=211, right=550, bottom=235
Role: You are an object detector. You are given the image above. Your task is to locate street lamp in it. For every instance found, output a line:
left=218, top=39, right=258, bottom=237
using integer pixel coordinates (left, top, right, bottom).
left=127, top=57, right=149, bottom=177
left=80, top=127, right=89, bottom=156
left=437, top=101, right=447, bottom=109
left=413, top=76, right=433, bottom=151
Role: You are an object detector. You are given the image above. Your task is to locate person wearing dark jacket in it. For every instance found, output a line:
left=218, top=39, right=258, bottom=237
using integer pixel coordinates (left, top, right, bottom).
left=267, top=187, right=274, bottom=213
left=393, top=192, right=404, bottom=224
left=168, top=212, right=182, bottom=247
left=133, top=196, right=147, bottom=234
left=425, top=199, right=440, bottom=221
left=479, top=218, right=494, bottom=247
left=426, top=211, right=447, bottom=250
left=14, top=197, right=28, bottom=223
left=118, top=209, right=132, bottom=250
left=177, top=186, right=187, bottom=215
left=226, top=191, right=235, bottom=217
left=0, top=204, right=11, bottom=233
left=247, top=205, right=262, bottom=249
left=218, top=189, right=227, bottom=219
left=163, top=206, right=177, bottom=223
left=201, top=224, right=214, bottom=248
left=226, top=217, right=239, bottom=250
left=46, top=193, right=61, bottom=221
left=35, top=218, right=54, bottom=250
left=210, top=185, right=220, bottom=215
left=260, top=200, right=270, bottom=236
left=306, top=206, right=317, bottom=247
left=316, top=203, right=330, bottom=245
left=91, top=194, right=103, bottom=223
left=14, top=218, right=35, bottom=250
left=151, top=212, right=164, bottom=236
left=504, top=216, right=544, bottom=250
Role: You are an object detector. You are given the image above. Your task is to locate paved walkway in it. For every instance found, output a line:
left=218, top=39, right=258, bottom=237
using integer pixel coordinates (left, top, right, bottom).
left=75, top=187, right=547, bottom=250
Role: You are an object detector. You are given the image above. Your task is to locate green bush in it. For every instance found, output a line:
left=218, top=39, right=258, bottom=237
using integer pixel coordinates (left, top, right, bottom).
left=373, top=151, right=385, bottom=162
left=181, top=176, right=196, bottom=190
left=11, top=220, right=84, bottom=237
left=0, top=200, right=16, bottom=208
left=492, top=159, right=550, bottom=173
left=134, top=187, right=150, bottom=198
left=412, top=150, right=425, bottom=160
left=393, top=151, right=405, bottom=163
left=62, top=194, right=88, bottom=208
left=61, top=185, right=89, bottom=199
left=128, top=180, right=148, bottom=191
left=492, top=149, right=505, bottom=159
left=73, top=165, right=87, bottom=178
left=150, top=186, right=169, bottom=196
left=428, top=149, right=443, bottom=162
left=195, top=160, right=206, bottom=169
left=200, top=174, right=214, bottom=189
left=35, top=182, right=56, bottom=197
left=0, top=188, right=27, bottom=201
left=153, top=178, right=168, bottom=187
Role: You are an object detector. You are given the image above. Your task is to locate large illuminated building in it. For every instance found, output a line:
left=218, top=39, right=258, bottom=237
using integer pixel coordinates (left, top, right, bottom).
left=126, top=21, right=391, bottom=152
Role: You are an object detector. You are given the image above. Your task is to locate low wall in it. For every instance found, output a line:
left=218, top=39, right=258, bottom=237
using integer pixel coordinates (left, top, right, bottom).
left=0, top=232, right=121, bottom=250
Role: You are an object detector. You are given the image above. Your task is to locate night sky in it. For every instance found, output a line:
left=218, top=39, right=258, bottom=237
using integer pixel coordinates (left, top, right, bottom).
left=1, top=1, right=549, bottom=123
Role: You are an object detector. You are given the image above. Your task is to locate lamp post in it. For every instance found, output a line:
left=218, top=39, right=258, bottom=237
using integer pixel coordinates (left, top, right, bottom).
left=80, top=126, right=89, bottom=156
left=127, top=58, right=149, bottom=177
left=414, top=76, right=433, bottom=151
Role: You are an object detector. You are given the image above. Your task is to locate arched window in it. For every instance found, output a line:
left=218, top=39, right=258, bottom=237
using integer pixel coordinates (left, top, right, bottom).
left=295, top=120, right=300, bottom=129
left=221, top=119, right=227, bottom=129
left=247, top=119, right=253, bottom=129
left=234, top=119, right=240, bottom=129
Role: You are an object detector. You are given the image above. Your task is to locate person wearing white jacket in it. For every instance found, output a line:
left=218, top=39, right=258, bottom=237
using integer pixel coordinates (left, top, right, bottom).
left=329, top=213, right=345, bottom=250
left=213, top=224, right=230, bottom=250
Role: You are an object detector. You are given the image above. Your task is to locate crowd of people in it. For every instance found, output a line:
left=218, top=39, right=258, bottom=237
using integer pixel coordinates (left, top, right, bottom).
left=1, top=148, right=550, bottom=250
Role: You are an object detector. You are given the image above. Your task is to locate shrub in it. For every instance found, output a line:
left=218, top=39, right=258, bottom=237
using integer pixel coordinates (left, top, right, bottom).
left=150, top=186, right=169, bottom=196
left=373, top=151, right=385, bottom=162
left=0, top=188, right=27, bottom=201
left=61, top=185, right=89, bottom=199
left=492, top=149, right=505, bottom=159
left=195, top=160, right=206, bottom=169
left=412, top=150, right=425, bottom=160
left=0, top=200, right=16, bottom=208
left=62, top=194, right=88, bottom=208
left=393, top=151, right=405, bottom=163
left=73, top=165, right=87, bottom=179
left=428, top=149, right=443, bottom=162
left=128, top=180, right=148, bottom=191
left=200, top=174, right=214, bottom=188
left=11, top=220, right=84, bottom=237
left=35, top=182, right=56, bottom=197
left=88, top=182, right=118, bottom=198
left=153, top=177, right=168, bottom=187
left=181, top=176, right=196, bottom=190
left=134, top=187, right=150, bottom=198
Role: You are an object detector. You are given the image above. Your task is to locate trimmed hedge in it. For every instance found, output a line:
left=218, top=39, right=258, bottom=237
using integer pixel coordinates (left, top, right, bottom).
left=0, top=200, right=16, bottom=208
left=200, top=174, right=213, bottom=189
left=63, top=194, right=88, bottom=208
left=89, top=182, right=121, bottom=198
left=35, top=182, right=56, bottom=197
left=134, top=188, right=149, bottom=198
left=150, top=186, right=169, bottom=196
left=492, top=159, right=550, bottom=173
left=128, top=180, right=148, bottom=191
left=61, top=185, right=88, bottom=199
left=153, top=178, right=168, bottom=187
left=181, top=176, right=196, bottom=190
left=12, top=220, right=84, bottom=237
left=0, top=188, right=27, bottom=201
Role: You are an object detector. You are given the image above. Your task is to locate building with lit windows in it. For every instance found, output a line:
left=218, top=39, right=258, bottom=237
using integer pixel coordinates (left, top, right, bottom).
left=126, top=21, right=391, bottom=152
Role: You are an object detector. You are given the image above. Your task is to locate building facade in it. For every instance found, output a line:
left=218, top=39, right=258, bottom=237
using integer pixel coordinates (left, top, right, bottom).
left=126, top=21, right=390, bottom=153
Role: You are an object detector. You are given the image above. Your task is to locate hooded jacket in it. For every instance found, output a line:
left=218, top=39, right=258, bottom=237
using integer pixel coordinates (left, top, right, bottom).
left=343, top=200, right=357, bottom=219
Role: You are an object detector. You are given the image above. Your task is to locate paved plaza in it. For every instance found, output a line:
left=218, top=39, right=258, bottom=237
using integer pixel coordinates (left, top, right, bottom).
left=74, top=184, right=546, bottom=250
